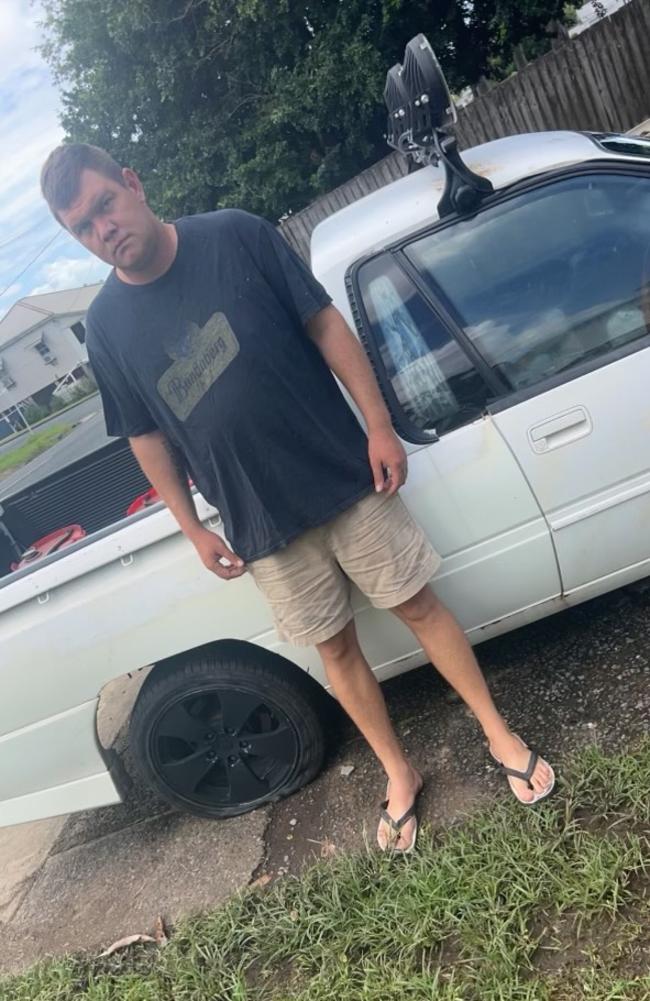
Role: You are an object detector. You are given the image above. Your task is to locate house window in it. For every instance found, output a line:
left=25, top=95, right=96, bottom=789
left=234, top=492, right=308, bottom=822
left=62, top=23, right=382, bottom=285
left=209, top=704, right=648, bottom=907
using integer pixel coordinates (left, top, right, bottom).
left=33, top=337, right=57, bottom=365
left=71, top=321, right=86, bottom=344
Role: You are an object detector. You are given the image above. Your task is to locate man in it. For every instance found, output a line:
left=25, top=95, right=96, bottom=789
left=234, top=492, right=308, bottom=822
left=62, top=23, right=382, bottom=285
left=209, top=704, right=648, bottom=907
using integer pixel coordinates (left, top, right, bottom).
left=41, top=144, right=554, bottom=852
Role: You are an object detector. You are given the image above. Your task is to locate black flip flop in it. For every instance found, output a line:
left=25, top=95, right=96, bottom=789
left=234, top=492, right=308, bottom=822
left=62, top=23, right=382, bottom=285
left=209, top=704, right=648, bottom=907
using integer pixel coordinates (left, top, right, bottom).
left=490, top=734, right=555, bottom=805
left=377, top=785, right=422, bottom=853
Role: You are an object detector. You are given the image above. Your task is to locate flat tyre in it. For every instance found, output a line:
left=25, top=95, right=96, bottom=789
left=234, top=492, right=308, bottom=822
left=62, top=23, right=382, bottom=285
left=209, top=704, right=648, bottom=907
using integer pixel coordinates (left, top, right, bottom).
left=129, top=646, right=325, bottom=818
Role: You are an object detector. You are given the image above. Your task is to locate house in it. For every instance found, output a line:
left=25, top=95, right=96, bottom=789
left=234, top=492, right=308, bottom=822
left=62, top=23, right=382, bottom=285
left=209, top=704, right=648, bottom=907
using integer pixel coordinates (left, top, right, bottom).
left=0, top=283, right=102, bottom=436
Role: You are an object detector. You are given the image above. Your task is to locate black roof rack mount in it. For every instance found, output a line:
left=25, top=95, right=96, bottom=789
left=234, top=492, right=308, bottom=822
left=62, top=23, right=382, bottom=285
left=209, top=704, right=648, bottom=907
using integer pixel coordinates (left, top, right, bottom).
left=384, top=34, right=494, bottom=218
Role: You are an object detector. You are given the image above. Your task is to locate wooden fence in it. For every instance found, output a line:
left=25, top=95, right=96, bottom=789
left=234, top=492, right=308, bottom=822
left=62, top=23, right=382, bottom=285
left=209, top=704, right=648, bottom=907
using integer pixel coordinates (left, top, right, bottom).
left=280, top=0, right=650, bottom=260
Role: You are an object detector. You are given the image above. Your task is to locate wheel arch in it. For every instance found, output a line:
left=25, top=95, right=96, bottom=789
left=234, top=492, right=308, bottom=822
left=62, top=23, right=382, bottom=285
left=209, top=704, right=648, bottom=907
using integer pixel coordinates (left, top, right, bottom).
left=137, top=638, right=329, bottom=710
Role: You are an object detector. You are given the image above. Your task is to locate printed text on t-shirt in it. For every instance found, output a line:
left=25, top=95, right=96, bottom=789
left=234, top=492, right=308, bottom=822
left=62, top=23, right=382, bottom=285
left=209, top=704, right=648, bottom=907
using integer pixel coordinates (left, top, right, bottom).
left=157, top=312, right=239, bottom=420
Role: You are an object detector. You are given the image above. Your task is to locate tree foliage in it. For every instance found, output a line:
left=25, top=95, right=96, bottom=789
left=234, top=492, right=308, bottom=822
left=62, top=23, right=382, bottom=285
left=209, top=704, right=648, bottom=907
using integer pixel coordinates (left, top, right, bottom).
left=40, top=1, right=570, bottom=221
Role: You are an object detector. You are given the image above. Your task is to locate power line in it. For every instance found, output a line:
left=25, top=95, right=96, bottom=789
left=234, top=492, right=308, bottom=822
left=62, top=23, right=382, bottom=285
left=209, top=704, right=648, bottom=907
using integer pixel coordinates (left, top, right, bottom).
left=0, top=230, right=63, bottom=300
left=0, top=218, right=51, bottom=251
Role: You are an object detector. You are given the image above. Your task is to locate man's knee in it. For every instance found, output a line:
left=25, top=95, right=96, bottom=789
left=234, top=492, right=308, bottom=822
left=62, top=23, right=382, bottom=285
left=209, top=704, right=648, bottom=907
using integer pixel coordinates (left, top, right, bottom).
left=316, top=621, right=358, bottom=665
left=391, top=585, right=442, bottom=627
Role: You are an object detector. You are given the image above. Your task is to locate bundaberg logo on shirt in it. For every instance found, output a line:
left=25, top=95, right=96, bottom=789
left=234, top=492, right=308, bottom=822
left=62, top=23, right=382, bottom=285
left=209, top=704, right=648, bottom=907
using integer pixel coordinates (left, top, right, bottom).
left=157, top=312, right=239, bottom=420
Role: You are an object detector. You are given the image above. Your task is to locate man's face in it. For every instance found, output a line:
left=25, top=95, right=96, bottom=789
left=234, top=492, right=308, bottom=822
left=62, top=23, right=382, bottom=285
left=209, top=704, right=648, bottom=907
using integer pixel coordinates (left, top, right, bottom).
left=58, top=167, right=158, bottom=273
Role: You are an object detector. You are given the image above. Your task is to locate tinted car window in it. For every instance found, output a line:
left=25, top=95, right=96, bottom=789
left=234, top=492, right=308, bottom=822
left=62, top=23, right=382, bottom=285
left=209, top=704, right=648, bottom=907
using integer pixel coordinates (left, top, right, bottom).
left=357, top=255, right=492, bottom=436
left=405, top=174, right=650, bottom=391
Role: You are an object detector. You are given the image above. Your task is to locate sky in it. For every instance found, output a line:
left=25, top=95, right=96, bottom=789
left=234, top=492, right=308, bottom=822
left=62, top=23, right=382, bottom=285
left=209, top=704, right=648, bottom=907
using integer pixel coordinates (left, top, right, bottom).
left=0, top=1, right=109, bottom=321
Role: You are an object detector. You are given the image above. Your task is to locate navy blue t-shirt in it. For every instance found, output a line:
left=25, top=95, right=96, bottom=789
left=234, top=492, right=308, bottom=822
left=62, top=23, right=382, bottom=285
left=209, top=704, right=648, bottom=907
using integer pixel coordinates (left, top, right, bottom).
left=86, top=209, right=373, bottom=561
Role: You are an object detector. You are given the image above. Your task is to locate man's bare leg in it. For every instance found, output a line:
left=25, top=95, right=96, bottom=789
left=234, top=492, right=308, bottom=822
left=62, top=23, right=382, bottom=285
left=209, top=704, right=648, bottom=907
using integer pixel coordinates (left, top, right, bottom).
left=391, top=585, right=553, bottom=803
left=316, top=619, right=421, bottom=850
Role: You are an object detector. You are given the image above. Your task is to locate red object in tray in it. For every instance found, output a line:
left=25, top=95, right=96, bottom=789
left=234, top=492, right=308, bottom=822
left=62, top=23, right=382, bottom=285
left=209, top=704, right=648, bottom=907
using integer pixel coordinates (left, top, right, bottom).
left=125, top=480, right=193, bottom=517
left=125, top=487, right=160, bottom=516
left=10, top=524, right=87, bottom=572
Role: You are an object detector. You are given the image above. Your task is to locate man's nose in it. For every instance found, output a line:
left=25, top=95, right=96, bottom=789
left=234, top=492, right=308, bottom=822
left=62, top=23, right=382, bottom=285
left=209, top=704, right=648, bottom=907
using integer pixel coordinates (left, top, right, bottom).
left=97, top=216, right=117, bottom=242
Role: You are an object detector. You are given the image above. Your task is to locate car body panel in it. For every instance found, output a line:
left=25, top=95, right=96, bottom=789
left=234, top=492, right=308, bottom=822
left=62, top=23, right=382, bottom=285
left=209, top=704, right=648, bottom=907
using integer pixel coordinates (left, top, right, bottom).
left=491, top=348, right=650, bottom=592
left=0, top=698, right=123, bottom=828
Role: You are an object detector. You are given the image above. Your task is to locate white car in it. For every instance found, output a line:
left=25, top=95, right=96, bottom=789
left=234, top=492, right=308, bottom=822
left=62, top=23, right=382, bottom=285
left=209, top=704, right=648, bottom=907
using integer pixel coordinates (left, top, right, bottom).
left=1, top=129, right=649, bottom=829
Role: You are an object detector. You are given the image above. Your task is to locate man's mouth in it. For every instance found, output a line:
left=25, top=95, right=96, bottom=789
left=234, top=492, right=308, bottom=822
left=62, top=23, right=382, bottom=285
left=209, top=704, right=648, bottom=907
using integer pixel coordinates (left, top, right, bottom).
left=113, top=236, right=129, bottom=256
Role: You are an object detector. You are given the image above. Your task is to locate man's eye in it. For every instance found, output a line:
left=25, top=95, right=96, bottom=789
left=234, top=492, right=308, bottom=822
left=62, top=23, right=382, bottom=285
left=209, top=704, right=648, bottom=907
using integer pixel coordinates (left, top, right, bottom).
left=103, top=196, right=113, bottom=209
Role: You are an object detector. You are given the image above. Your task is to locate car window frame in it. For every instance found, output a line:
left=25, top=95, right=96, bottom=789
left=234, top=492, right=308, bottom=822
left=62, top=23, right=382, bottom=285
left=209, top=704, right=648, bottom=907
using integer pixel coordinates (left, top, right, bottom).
left=345, top=259, right=502, bottom=444
left=347, top=159, right=650, bottom=434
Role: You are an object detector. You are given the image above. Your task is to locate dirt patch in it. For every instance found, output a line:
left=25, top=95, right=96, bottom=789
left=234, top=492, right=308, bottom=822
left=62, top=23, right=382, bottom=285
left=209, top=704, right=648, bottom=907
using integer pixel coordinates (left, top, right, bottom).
left=262, top=588, right=650, bottom=884
left=261, top=680, right=496, bottom=881
left=532, top=891, right=650, bottom=980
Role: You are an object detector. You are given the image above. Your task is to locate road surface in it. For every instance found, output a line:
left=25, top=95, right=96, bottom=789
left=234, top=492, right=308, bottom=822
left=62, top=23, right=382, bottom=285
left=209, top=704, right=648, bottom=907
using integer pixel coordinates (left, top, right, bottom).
left=0, top=400, right=111, bottom=501
left=0, top=395, right=103, bottom=459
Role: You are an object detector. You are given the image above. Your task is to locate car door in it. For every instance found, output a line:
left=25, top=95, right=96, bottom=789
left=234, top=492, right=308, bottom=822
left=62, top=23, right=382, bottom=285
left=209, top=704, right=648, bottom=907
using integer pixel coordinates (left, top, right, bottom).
left=402, top=164, right=650, bottom=598
left=345, top=253, right=561, bottom=675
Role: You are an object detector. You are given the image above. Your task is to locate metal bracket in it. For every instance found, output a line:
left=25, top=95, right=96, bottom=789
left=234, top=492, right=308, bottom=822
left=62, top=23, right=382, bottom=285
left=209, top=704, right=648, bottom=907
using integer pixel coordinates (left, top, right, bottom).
left=37, top=592, right=50, bottom=605
left=120, top=554, right=134, bottom=567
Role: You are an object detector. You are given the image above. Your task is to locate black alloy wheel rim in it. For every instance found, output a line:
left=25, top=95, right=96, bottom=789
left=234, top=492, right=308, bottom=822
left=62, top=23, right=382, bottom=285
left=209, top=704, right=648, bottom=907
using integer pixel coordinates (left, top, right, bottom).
left=149, top=685, right=300, bottom=809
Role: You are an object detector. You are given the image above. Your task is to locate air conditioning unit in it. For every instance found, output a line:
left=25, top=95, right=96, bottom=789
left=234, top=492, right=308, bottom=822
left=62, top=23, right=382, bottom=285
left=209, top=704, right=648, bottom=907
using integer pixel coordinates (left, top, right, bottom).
left=0, top=360, right=16, bottom=390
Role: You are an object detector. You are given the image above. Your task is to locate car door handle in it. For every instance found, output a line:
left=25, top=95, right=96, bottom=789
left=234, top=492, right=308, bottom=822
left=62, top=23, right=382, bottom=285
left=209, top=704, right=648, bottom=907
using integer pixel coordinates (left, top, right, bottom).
left=528, top=406, right=592, bottom=453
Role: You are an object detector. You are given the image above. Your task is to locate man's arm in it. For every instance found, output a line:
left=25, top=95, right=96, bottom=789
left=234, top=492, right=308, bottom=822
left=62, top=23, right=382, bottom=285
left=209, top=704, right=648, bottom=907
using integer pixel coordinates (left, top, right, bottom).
left=305, top=305, right=407, bottom=495
left=129, top=431, right=245, bottom=579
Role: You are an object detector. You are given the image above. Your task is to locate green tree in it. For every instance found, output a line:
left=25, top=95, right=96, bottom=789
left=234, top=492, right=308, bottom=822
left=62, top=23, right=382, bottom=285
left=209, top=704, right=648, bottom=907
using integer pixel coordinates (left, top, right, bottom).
left=40, top=1, right=570, bottom=221
left=474, top=1, right=570, bottom=77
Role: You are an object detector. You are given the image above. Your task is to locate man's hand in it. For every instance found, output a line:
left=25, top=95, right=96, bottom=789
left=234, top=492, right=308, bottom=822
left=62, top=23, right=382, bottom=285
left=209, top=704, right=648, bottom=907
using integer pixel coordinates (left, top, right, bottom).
left=368, top=425, right=408, bottom=496
left=188, top=524, right=246, bottom=579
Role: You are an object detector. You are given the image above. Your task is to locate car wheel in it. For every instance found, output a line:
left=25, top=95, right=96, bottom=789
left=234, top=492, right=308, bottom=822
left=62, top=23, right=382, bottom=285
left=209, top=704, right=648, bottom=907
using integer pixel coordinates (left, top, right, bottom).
left=129, top=644, right=325, bottom=818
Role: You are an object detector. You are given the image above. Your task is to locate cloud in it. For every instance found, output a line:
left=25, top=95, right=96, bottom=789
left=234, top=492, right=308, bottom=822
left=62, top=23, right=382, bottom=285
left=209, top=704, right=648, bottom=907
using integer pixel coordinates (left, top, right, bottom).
left=0, top=75, right=62, bottom=236
left=0, top=1, right=47, bottom=79
left=28, top=256, right=110, bottom=296
left=0, top=2, right=107, bottom=319
left=0, top=283, right=22, bottom=304
left=0, top=1, right=66, bottom=308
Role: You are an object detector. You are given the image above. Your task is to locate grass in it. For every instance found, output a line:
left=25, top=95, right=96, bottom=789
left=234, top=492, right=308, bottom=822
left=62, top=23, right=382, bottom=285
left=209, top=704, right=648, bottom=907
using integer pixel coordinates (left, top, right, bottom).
left=2, top=740, right=649, bottom=1000
left=0, top=423, right=73, bottom=477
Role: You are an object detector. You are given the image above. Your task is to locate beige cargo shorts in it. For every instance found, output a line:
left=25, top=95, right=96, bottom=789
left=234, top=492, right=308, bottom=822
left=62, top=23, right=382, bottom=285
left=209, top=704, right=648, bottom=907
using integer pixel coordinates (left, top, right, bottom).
left=248, top=490, right=441, bottom=646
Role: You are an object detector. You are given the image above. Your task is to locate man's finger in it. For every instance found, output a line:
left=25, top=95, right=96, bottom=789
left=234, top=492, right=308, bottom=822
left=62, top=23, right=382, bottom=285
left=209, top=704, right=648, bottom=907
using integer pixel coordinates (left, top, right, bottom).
left=385, top=462, right=407, bottom=496
left=385, top=470, right=398, bottom=496
left=214, top=537, right=245, bottom=568
left=211, top=559, right=247, bottom=580
left=370, top=455, right=385, bottom=493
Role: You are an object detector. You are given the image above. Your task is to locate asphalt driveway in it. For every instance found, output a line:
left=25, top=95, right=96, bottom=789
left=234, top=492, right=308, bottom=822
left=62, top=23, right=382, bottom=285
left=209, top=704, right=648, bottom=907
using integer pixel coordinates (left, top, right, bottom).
left=1, top=583, right=648, bottom=973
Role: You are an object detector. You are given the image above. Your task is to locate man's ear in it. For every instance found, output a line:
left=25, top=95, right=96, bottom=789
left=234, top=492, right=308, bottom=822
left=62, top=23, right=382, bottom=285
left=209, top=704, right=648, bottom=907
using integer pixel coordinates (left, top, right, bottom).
left=122, top=167, right=146, bottom=202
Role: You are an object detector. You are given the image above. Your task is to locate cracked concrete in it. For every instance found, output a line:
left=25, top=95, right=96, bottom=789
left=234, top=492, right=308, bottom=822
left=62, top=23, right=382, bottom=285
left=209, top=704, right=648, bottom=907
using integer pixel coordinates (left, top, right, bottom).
left=1, top=808, right=269, bottom=972
left=0, top=816, right=68, bottom=924
left=0, top=585, right=648, bottom=974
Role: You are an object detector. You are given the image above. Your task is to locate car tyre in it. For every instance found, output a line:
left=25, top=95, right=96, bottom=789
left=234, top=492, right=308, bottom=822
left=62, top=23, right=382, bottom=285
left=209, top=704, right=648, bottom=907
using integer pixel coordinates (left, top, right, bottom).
left=129, top=644, right=325, bottom=818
